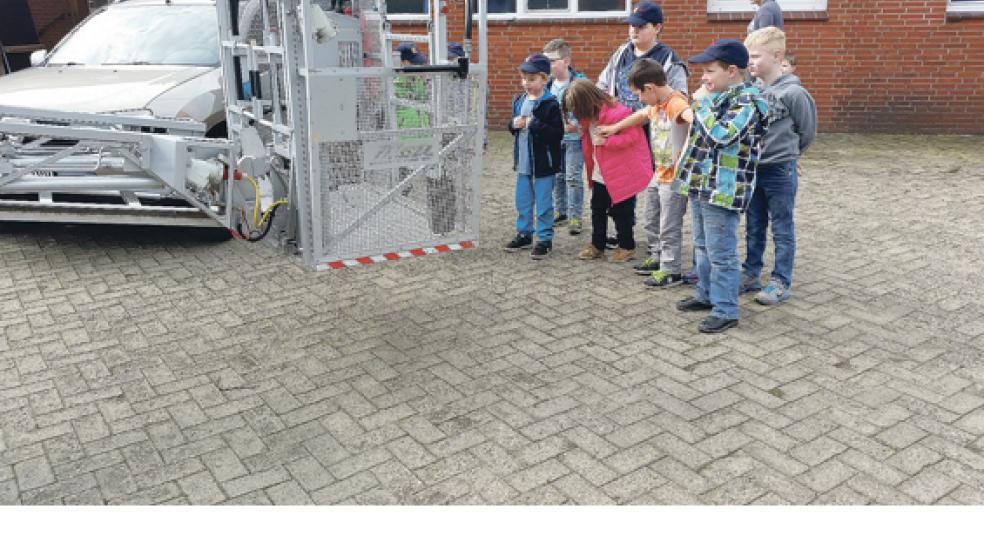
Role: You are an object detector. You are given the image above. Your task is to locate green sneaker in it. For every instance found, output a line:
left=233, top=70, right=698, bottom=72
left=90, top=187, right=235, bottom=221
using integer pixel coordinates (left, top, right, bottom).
left=644, top=269, right=683, bottom=288
left=568, top=217, right=582, bottom=235
left=553, top=211, right=568, bottom=227
left=633, top=257, right=660, bottom=276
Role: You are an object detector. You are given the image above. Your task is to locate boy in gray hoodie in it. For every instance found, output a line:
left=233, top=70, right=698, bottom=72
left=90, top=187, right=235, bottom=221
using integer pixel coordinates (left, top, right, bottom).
left=740, top=26, right=817, bottom=305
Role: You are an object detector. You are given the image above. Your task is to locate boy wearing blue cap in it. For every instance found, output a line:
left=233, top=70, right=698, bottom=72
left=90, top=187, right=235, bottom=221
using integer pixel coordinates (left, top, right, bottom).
left=504, top=53, right=564, bottom=260
left=394, top=43, right=429, bottom=129
left=674, top=39, right=770, bottom=333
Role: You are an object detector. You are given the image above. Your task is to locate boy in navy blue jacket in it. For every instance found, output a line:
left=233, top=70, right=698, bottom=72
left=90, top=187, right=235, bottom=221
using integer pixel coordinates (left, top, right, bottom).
left=504, top=53, right=564, bottom=260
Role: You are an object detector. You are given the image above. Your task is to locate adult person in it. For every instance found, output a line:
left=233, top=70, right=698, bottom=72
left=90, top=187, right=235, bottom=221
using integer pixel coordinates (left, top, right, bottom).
left=748, top=0, right=784, bottom=33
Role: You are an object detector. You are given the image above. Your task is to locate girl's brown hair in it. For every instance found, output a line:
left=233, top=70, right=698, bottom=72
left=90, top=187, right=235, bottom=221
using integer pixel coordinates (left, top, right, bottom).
left=564, top=80, right=615, bottom=123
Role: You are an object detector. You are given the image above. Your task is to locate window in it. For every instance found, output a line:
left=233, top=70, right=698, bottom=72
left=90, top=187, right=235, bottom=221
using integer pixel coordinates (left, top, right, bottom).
left=707, top=0, right=827, bottom=13
left=948, top=0, right=984, bottom=14
left=389, top=0, right=629, bottom=19
left=388, top=0, right=428, bottom=15
left=46, top=5, right=219, bottom=66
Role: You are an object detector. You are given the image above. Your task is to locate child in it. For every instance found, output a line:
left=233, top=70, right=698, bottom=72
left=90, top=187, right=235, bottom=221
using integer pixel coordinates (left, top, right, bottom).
left=564, top=80, right=653, bottom=263
left=504, top=53, right=564, bottom=260
left=739, top=28, right=817, bottom=305
left=597, top=58, right=693, bottom=287
left=543, top=38, right=588, bottom=235
left=674, top=39, right=770, bottom=333
left=781, top=50, right=797, bottom=75
left=394, top=43, right=429, bottom=129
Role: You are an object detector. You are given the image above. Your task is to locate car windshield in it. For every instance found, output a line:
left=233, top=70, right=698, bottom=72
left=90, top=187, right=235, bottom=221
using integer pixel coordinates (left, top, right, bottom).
left=47, top=5, right=219, bottom=67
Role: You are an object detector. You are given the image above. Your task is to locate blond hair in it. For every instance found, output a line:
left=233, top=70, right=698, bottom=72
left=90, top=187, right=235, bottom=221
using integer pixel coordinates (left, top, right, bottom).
left=744, top=26, right=786, bottom=55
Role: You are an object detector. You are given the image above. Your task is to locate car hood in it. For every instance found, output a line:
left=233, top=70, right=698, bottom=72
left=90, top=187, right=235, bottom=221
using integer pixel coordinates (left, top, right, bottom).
left=0, top=65, right=216, bottom=115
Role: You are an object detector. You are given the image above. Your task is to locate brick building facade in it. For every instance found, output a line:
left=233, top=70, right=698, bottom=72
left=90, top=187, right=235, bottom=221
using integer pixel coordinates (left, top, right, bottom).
left=395, top=0, right=984, bottom=134
left=26, top=0, right=89, bottom=50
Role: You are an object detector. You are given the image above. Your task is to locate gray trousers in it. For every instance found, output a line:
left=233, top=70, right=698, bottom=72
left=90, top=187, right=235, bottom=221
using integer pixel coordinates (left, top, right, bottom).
left=643, top=183, right=689, bottom=274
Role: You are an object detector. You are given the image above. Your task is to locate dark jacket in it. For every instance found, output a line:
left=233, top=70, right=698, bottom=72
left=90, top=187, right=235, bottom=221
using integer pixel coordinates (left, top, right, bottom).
left=749, top=0, right=784, bottom=32
left=508, top=88, right=564, bottom=178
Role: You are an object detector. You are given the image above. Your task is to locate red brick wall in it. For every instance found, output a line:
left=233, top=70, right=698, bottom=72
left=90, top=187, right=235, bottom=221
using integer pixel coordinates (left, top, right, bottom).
left=26, top=0, right=88, bottom=51
left=396, top=0, right=984, bottom=134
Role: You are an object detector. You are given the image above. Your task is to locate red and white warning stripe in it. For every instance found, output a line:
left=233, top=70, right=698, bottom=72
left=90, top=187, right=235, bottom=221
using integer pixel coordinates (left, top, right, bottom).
left=317, top=241, right=477, bottom=270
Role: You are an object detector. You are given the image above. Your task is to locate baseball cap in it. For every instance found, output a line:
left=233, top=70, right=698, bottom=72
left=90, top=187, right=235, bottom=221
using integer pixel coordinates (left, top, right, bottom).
left=447, top=42, right=465, bottom=60
left=688, top=39, right=750, bottom=69
left=518, top=53, right=551, bottom=75
left=396, top=42, right=427, bottom=65
left=624, top=2, right=664, bottom=26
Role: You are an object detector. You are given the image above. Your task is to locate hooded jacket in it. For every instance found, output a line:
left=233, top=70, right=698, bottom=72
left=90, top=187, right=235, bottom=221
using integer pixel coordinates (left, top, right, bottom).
left=758, top=74, right=817, bottom=165
left=580, top=102, right=654, bottom=205
left=508, top=88, right=564, bottom=178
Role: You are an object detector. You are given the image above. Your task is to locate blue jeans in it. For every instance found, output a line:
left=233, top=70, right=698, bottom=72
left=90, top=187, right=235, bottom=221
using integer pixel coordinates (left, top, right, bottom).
left=516, top=173, right=554, bottom=241
left=552, top=139, right=584, bottom=220
left=692, top=201, right=741, bottom=320
left=743, top=161, right=798, bottom=287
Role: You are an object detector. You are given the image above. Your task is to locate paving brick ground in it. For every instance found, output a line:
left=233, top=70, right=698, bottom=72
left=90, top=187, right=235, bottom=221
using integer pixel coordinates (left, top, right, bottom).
left=1, top=133, right=983, bottom=505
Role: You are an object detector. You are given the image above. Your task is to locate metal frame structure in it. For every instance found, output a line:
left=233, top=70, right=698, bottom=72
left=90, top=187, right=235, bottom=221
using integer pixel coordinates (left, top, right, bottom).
left=0, top=0, right=488, bottom=269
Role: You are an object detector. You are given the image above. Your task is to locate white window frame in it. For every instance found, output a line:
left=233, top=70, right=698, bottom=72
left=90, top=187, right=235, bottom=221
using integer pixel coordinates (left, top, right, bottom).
left=706, top=0, right=827, bottom=13
left=387, top=0, right=631, bottom=22
left=947, top=0, right=984, bottom=14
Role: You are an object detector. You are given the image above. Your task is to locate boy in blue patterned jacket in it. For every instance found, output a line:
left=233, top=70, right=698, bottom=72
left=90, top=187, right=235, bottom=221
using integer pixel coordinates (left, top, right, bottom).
left=675, top=39, right=769, bottom=334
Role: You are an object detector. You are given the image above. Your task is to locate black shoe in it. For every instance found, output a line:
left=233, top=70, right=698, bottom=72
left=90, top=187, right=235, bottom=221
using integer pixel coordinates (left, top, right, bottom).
left=698, top=316, right=739, bottom=334
left=530, top=240, right=552, bottom=260
left=553, top=214, right=568, bottom=227
left=605, top=235, right=618, bottom=250
left=676, top=297, right=713, bottom=312
left=503, top=234, right=533, bottom=252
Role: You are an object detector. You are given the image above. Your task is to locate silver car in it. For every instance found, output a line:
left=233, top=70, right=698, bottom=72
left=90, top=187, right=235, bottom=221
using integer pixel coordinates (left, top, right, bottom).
left=0, top=0, right=226, bottom=137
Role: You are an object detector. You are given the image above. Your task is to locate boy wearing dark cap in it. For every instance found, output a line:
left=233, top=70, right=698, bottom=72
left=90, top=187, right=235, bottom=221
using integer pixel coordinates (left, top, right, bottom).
left=394, top=43, right=429, bottom=129
left=598, top=2, right=688, bottom=108
left=674, top=39, right=770, bottom=333
left=504, top=53, right=564, bottom=260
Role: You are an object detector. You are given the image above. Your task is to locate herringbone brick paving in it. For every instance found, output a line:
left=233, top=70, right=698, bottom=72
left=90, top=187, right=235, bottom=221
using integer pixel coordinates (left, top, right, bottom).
left=1, top=133, right=982, bottom=505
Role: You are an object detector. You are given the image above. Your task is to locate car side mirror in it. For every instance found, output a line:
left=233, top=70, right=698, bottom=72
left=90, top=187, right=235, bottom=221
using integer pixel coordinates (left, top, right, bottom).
left=29, top=50, right=48, bottom=67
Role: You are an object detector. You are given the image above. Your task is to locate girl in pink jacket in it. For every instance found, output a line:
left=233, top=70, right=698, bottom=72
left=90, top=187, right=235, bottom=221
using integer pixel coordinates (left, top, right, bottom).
left=565, top=80, right=654, bottom=262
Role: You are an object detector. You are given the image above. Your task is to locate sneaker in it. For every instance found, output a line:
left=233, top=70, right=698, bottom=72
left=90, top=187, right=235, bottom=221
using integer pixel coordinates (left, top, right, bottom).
left=503, top=233, right=532, bottom=252
left=698, top=315, right=739, bottom=334
left=605, top=235, right=618, bottom=250
left=755, top=279, right=791, bottom=305
left=739, top=274, right=763, bottom=294
left=644, top=270, right=683, bottom=288
left=610, top=248, right=636, bottom=263
left=553, top=212, right=568, bottom=227
left=633, top=257, right=660, bottom=275
left=682, top=271, right=699, bottom=285
left=676, top=297, right=713, bottom=312
left=531, top=240, right=553, bottom=260
left=568, top=217, right=582, bottom=235
left=578, top=244, right=603, bottom=260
